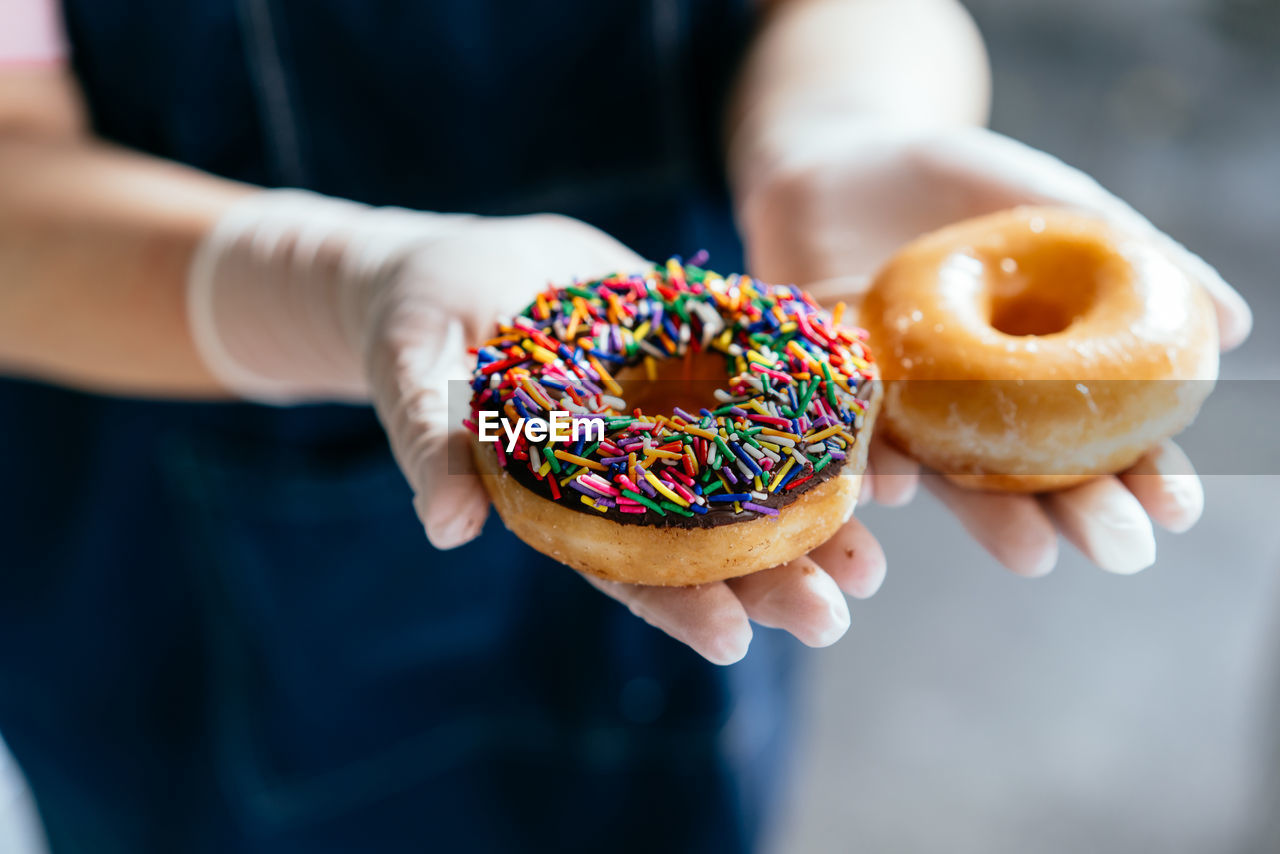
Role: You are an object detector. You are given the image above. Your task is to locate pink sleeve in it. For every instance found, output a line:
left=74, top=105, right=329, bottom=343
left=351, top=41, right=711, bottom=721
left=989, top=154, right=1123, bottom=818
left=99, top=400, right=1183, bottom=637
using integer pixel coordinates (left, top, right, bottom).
left=0, top=0, right=67, bottom=65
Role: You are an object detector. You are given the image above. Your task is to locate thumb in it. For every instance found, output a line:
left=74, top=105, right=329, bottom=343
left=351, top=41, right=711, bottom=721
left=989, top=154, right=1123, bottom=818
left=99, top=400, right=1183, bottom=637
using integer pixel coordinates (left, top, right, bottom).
left=937, top=128, right=1251, bottom=350
left=413, top=429, right=490, bottom=551
left=372, top=320, right=490, bottom=550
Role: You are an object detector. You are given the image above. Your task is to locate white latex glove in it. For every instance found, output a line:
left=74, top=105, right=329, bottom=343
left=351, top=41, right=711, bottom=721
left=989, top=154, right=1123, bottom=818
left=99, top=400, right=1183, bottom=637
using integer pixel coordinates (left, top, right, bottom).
left=733, top=118, right=1252, bottom=576
left=187, top=190, right=884, bottom=665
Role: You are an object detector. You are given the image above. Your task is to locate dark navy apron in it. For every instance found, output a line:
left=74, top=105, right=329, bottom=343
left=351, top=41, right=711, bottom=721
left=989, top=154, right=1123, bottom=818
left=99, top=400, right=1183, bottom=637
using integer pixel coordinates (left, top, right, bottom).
left=0, top=2, right=802, bottom=852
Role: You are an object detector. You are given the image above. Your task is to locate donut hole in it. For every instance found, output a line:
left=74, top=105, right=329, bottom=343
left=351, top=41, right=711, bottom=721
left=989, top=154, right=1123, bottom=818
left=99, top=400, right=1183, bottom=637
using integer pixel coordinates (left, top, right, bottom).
left=614, top=349, right=729, bottom=416
left=985, top=239, right=1107, bottom=337
left=989, top=296, right=1077, bottom=337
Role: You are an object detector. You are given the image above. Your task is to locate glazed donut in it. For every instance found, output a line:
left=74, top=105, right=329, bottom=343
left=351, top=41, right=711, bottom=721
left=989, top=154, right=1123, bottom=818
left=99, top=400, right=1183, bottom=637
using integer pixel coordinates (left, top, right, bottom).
left=468, top=258, right=881, bottom=586
left=859, top=207, right=1218, bottom=492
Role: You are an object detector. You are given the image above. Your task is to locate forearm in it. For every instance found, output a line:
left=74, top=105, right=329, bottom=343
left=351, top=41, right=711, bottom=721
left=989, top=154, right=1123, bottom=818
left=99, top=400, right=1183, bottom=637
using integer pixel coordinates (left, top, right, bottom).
left=729, top=0, right=991, bottom=190
left=0, top=136, right=251, bottom=396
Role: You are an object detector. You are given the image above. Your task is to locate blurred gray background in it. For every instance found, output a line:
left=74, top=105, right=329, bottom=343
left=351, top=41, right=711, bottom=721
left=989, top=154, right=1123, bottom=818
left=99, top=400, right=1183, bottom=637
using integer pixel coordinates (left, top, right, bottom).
left=772, top=1, right=1280, bottom=852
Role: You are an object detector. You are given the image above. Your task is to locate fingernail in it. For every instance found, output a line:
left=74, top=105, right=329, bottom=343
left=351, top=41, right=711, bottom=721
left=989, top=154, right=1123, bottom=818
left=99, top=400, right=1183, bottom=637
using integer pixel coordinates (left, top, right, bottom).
left=771, top=589, right=849, bottom=648
left=1020, top=541, right=1059, bottom=578
left=426, top=512, right=484, bottom=550
left=1219, top=294, right=1253, bottom=351
left=1160, top=476, right=1204, bottom=534
left=890, top=477, right=919, bottom=507
left=1089, top=516, right=1156, bottom=575
left=700, top=627, right=752, bottom=666
left=838, top=545, right=887, bottom=599
left=809, top=600, right=851, bottom=647
left=997, top=528, right=1057, bottom=578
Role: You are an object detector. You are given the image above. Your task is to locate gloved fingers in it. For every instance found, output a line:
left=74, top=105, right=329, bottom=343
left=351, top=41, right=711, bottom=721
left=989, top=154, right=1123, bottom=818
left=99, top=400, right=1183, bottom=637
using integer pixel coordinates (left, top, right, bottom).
left=915, top=126, right=1124, bottom=220
left=500, top=214, right=650, bottom=291
left=1119, top=439, right=1204, bottom=534
left=1037, top=201, right=1249, bottom=351
left=1146, top=232, right=1252, bottom=351
left=544, top=213, right=650, bottom=274
left=580, top=574, right=753, bottom=666
left=374, top=321, right=491, bottom=551
left=403, top=223, right=641, bottom=548
left=1040, top=476, right=1156, bottom=575
left=930, top=128, right=1251, bottom=350
left=925, top=474, right=1059, bottom=577
left=395, top=215, right=650, bottom=330
left=866, top=437, right=919, bottom=507
left=807, top=514, right=887, bottom=599
left=726, top=556, right=850, bottom=648
left=411, top=429, right=491, bottom=551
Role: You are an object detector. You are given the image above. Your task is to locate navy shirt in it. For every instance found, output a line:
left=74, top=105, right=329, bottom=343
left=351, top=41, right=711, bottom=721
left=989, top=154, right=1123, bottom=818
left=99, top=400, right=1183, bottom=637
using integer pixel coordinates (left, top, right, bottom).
left=0, top=3, right=802, bottom=852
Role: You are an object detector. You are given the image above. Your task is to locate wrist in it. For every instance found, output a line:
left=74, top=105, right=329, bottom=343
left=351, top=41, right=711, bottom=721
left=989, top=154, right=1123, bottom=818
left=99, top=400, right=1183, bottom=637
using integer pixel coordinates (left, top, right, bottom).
left=187, top=189, right=467, bottom=404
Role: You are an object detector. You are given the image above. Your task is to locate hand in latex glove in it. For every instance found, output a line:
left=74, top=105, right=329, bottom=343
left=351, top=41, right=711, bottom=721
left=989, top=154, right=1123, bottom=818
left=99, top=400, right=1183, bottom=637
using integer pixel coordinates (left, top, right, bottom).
left=188, top=191, right=884, bottom=665
left=733, top=119, right=1252, bottom=576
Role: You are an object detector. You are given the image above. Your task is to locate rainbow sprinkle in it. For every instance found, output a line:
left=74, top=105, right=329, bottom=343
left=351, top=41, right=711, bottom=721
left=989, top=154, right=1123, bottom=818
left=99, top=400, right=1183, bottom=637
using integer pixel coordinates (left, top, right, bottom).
left=467, top=257, right=877, bottom=524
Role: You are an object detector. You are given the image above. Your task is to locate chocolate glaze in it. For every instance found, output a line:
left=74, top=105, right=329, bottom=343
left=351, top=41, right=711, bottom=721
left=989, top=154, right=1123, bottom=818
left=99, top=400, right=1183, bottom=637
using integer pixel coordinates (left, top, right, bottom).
left=498, top=448, right=849, bottom=529
left=488, top=374, right=882, bottom=530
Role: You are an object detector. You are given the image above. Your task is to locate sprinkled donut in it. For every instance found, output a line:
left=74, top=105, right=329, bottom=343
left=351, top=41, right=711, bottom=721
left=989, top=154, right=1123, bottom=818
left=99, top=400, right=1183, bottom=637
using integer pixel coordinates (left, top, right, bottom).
left=859, top=207, right=1218, bottom=492
left=467, top=257, right=882, bottom=586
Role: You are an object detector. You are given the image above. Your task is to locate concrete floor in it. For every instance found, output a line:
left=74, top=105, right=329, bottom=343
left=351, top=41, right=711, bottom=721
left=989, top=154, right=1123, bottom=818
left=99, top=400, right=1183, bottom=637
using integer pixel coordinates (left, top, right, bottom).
left=772, top=1, right=1280, bottom=852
